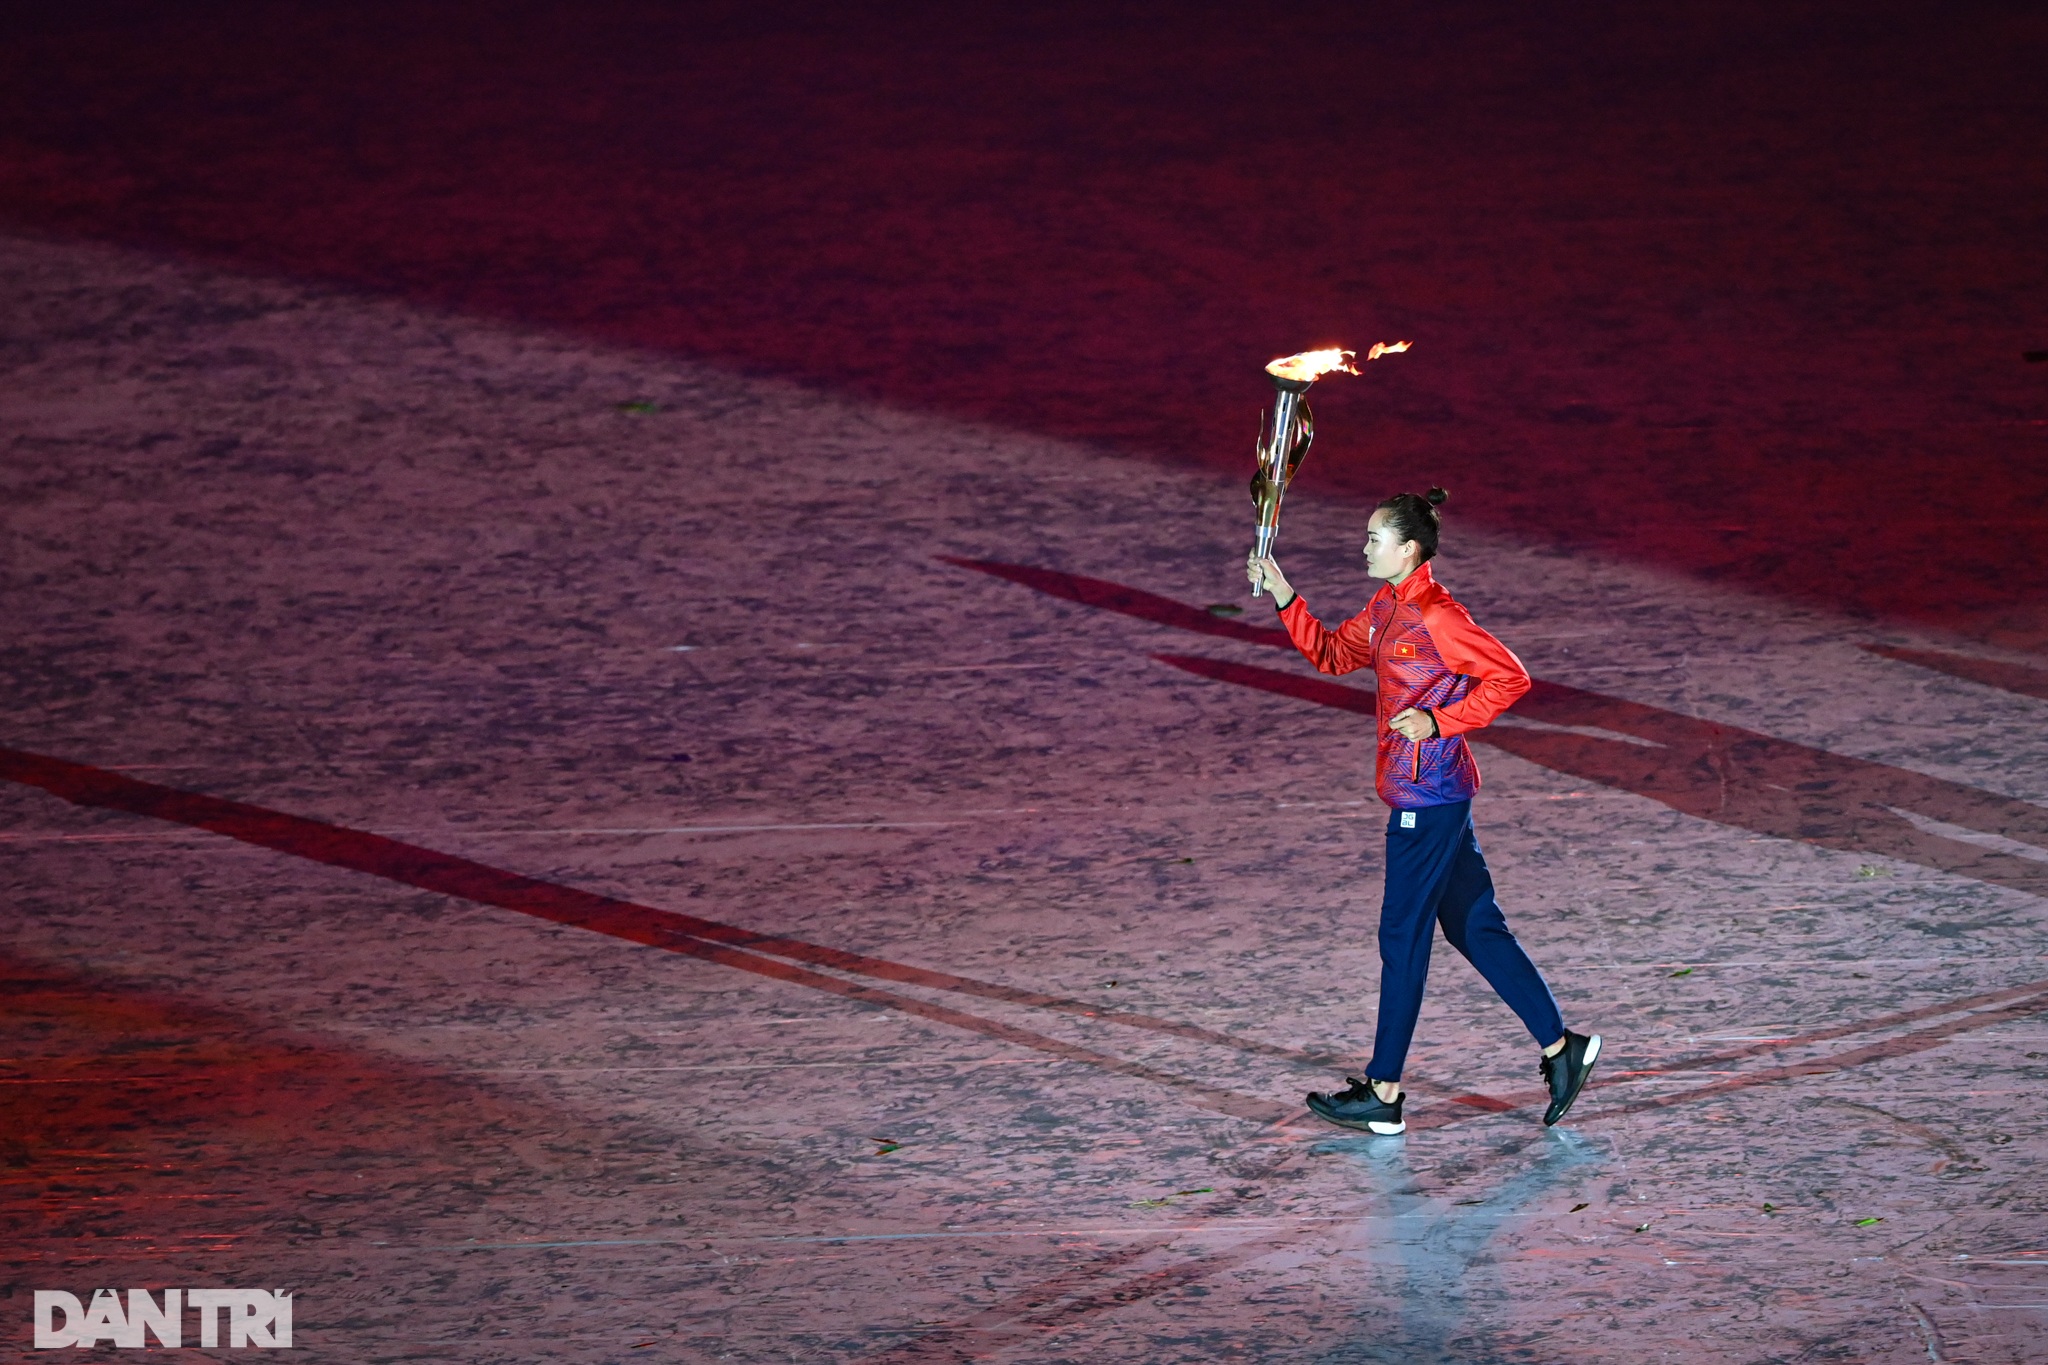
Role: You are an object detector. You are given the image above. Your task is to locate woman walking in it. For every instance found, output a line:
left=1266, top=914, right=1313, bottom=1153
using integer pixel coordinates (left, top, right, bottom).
left=1247, top=488, right=1599, bottom=1135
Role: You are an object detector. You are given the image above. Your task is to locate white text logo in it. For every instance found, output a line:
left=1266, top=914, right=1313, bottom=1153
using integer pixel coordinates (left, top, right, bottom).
left=34, top=1289, right=293, bottom=1349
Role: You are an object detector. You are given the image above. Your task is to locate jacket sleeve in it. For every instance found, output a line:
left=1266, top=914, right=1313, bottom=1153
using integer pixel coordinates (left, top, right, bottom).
left=1277, top=595, right=1375, bottom=676
left=1420, top=600, right=1531, bottom=735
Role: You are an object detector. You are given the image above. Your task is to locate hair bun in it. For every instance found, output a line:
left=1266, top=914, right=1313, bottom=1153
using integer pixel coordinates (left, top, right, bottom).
left=1374, top=489, right=1448, bottom=562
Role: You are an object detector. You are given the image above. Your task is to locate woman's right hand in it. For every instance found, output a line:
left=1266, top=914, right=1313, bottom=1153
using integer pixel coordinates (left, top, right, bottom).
left=1246, top=554, right=1293, bottom=605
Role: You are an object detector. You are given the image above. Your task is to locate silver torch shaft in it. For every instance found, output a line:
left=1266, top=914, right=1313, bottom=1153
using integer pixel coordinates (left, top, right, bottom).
left=1249, top=374, right=1313, bottom=597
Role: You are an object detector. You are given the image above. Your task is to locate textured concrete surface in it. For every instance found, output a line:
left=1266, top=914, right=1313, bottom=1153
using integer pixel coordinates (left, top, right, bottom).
left=3, top=233, right=2046, bottom=1362
left=2, top=1, right=2045, bottom=645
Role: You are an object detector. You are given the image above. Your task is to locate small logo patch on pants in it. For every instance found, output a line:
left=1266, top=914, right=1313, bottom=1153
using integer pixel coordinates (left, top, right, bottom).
left=1399, top=811, right=1416, bottom=829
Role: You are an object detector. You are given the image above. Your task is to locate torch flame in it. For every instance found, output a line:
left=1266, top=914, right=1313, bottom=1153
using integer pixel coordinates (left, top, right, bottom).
left=1265, top=348, right=1357, bottom=382
left=1265, top=341, right=1411, bottom=382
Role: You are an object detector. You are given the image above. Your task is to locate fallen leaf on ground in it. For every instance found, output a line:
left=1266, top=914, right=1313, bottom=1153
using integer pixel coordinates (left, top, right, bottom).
left=1668, top=967, right=1693, bottom=978
left=1854, top=1216, right=1884, bottom=1226
left=1570, top=1203, right=1590, bottom=1212
left=871, top=1139, right=902, bottom=1156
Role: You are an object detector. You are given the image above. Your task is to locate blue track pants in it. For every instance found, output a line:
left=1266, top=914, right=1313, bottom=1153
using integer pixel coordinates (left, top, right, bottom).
left=1366, top=799, right=1565, bottom=1082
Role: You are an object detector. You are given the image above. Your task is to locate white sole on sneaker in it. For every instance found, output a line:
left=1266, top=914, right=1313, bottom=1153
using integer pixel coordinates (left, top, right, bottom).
left=1306, top=1092, right=1407, bottom=1136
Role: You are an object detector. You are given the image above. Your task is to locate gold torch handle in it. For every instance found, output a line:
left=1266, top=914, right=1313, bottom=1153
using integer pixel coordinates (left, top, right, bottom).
left=1250, top=384, right=1309, bottom=596
left=1247, top=344, right=1397, bottom=592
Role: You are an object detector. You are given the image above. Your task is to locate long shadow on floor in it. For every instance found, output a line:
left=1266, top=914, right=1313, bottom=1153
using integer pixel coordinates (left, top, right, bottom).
left=946, top=558, right=2048, bottom=900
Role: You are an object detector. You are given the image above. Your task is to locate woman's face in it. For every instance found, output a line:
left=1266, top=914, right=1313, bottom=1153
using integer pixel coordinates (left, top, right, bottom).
left=1362, top=509, right=1419, bottom=581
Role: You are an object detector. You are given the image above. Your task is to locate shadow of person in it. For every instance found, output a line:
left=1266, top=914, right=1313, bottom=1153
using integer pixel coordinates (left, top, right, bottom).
left=944, top=558, right=2048, bottom=900
left=1156, top=653, right=2048, bottom=900
left=1306, top=1128, right=1608, bottom=1364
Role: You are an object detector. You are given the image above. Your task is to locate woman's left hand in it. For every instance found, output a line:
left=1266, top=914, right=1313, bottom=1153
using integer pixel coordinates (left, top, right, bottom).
left=1388, top=708, right=1438, bottom=741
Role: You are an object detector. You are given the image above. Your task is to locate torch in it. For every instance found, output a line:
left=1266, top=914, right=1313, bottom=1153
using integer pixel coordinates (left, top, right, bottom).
left=1248, top=342, right=1408, bottom=595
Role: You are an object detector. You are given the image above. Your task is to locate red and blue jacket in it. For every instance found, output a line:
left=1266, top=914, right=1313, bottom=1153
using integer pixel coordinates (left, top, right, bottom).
left=1277, top=561, right=1532, bottom=809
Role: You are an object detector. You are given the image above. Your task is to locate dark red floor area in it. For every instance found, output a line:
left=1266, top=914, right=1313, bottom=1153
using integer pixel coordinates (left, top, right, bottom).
left=3, top=1, right=2044, bottom=643
left=6, top=222, right=2046, bottom=1361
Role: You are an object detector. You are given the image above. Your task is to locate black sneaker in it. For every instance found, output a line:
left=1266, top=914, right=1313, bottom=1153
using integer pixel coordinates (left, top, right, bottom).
left=1540, top=1029, right=1602, bottom=1126
left=1306, top=1076, right=1406, bottom=1135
